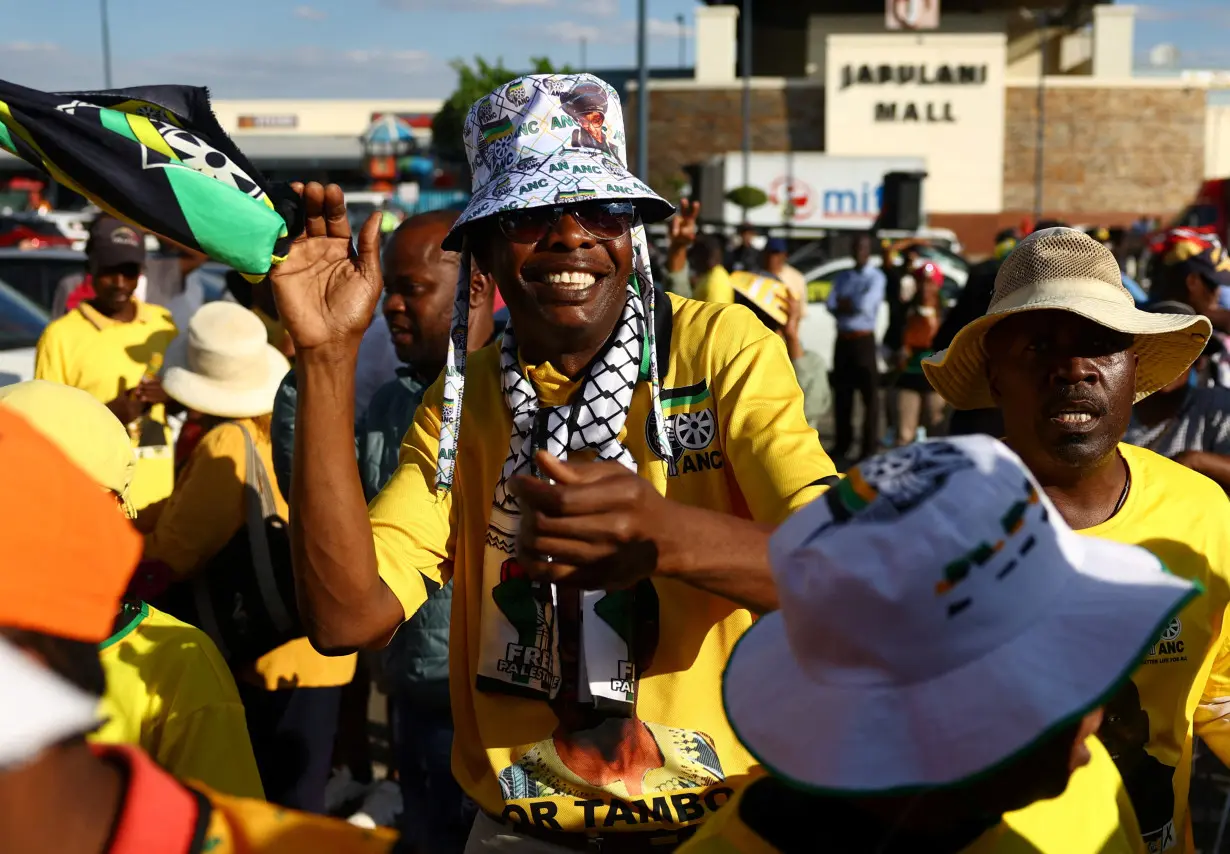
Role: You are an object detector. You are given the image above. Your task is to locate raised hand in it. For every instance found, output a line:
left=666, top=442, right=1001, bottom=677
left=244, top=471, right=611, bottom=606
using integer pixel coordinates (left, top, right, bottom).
left=269, top=182, right=383, bottom=356
left=667, top=197, right=701, bottom=251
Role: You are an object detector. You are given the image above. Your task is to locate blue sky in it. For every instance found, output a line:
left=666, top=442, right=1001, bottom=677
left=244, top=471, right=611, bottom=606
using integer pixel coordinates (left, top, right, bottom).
left=0, top=0, right=1224, bottom=100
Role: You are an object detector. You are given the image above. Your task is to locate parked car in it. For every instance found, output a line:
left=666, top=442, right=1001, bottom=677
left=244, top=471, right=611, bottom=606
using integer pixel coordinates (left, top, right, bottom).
left=0, top=247, right=86, bottom=311
left=0, top=215, right=75, bottom=250
left=801, top=250, right=969, bottom=304
left=0, top=277, right=48, bottom=387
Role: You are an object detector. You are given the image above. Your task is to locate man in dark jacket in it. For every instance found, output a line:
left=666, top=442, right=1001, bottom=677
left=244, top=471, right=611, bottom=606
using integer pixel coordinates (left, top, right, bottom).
left=934, top=228, right=1019, bottom=437
left=270, top=210, right=495, bottom=849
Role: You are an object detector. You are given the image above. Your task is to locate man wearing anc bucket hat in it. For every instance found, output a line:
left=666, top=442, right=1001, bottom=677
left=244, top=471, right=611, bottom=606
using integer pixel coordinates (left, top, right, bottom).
left=270, top=73, right=837, bottom=851
left=681, top=436, right=1192, bottom=854
left=924, top=227, right=1230, bottom=853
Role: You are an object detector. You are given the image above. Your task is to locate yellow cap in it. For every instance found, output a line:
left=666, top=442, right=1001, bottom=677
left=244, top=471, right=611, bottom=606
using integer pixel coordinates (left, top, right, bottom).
left=731, top=271, right=790, bottom=327
left=0, top=380, right=136, bottom=517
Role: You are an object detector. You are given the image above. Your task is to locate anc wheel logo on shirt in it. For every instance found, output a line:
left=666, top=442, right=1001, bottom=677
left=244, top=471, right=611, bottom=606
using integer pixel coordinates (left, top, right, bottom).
left=1160, top=619, right=1182, bottom=642
left=674, top=410, right=716, bottom=451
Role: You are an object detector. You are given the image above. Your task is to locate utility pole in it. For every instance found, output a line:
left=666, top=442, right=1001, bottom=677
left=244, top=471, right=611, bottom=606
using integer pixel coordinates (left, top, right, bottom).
left=677, top=14, right=687, bottom=68
left=741, top=0, right=752, bottom=194
left=100, top=0, right=113, bottom=88
left=636, top=0, right=649, bottom=181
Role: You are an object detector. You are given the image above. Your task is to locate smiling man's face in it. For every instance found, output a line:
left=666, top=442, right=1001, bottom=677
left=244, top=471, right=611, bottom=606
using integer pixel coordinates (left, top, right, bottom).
left=473, top=209, right=632, bottom=366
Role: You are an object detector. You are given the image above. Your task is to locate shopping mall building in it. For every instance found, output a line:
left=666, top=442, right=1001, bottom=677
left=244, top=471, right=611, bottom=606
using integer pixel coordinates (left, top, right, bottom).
left=623, top=0, right=1230, bottom=251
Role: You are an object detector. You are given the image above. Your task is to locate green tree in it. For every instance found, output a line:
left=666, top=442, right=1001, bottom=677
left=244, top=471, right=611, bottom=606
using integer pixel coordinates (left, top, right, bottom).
left=432, top=56, right=569, bottom=166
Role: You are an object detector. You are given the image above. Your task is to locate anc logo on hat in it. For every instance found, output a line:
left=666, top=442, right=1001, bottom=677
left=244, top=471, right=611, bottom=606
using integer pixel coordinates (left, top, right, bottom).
left=555, top=189, right=596, bottom=203
left=827, top=441, right=974, bottom=525
left=934, top=478, right=1043, bottom=618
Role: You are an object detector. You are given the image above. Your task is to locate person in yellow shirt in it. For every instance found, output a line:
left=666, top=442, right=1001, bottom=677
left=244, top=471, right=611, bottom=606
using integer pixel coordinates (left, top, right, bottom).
left=0, top=379, right=263, bottom=800
left=683, top=435, right=1192, bottom=854
left=33, top=215, right=177, bottom=513
left=925, top=227, right=1227, bottom=854
left=0, top=412, right=394, bottom=854
left=142, top=301, right=355, bottom=814
left=270, top=73, right=837, bottom=850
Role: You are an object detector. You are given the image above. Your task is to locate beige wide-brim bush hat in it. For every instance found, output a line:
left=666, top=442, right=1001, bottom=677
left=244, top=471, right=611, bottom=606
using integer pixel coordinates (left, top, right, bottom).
left=924, top=227, right=1211, bottom=410
left=163, top=302, right=289, bottom=420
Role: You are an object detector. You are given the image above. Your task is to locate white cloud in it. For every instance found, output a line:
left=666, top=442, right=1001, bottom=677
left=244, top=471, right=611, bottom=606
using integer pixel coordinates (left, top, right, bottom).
left=646, top=17, right=693, bottom=38
left=382, top=0, right=554, bottom=8
left=543, top=22, right=604, bottom=43
left=0, top=43, right=454, bottom=99
left=293, top=5, right=328, bottom=20
left=382, top=0, right=619, bottom=13
left=1135, top=5, right=1179, bottom=23
left=2, top=42, right=59, bottom=53
left=540, top=17, right=692, bottom=46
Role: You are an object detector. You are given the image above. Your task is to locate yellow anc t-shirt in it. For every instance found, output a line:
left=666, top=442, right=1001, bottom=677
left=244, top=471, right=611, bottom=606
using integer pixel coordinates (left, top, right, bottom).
left=1081, top=444, right=1230, bottom=854
left=677, top=737, right=1146, bottom=854
left=142, top=419, right=356, bottom=691
left=94, top=602, right=265, bottom=799
left=368, top=294, right=838, bottom=836
left=34, top=300, right=176, bottom=512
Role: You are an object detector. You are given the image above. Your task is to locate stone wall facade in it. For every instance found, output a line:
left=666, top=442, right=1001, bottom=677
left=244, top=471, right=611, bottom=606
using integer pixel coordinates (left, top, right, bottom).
left=1001, top=84, right=1205, bottom=217
left=627, top=82, right=1205, bottom=255
left=625, top=85, right=825, bottom=196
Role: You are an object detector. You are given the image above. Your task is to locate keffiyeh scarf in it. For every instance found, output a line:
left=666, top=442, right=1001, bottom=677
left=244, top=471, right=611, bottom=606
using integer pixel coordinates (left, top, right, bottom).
left=435, top=225, right=669, bottom=715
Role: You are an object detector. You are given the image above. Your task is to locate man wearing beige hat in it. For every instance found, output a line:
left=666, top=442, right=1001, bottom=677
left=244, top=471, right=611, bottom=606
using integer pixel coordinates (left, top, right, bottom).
left=924, top=226, right=1230, bottom=854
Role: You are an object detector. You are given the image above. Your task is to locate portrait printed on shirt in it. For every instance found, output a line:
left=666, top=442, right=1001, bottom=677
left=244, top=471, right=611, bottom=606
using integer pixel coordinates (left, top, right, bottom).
left=491, top=562, right=726, bottom=804
left=1100, top=678, right=1177, bottom=854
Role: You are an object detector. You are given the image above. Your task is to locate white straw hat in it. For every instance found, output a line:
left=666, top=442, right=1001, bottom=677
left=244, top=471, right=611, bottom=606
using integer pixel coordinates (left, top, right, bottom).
left=924, top=227, right=1210, bottom=410
left=163, top=302, right=290, bottom=419
left=0, top=634, right=99, bottom=770
left=723, top=436, right=1197, bottom=794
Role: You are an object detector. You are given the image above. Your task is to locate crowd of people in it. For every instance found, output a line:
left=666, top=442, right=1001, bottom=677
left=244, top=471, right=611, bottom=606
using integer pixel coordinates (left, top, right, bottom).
left=7, top=70, right=1230, bottom=854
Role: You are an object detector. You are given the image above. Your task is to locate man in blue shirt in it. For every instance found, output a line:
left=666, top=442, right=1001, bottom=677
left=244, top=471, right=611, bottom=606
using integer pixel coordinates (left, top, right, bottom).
left=826, top=232, right=887, bottom=462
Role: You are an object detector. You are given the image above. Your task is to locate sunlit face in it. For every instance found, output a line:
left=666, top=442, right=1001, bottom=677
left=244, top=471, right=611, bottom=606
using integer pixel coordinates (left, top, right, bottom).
left=987, top=310, right=1138, bottom=472
left=92, top=263, right=141, bottom=313
left=472, top=210, right=631, bottom=353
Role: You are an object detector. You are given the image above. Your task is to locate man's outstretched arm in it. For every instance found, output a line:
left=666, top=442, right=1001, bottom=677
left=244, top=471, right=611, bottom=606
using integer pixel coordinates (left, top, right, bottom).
left=270, top=183, right=405, bottom=652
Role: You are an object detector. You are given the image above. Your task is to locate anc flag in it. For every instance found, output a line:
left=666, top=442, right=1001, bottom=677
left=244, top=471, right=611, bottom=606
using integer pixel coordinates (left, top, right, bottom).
left=0, top=81, right=295, bottom=277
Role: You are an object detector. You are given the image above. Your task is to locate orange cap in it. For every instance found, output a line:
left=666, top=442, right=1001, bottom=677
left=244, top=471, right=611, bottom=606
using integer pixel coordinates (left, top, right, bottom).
left=0, top=407, right=142, bottom=643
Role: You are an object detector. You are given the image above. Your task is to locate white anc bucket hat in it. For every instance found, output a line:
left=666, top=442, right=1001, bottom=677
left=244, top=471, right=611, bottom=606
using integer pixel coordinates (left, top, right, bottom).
left=0, top=634, right=99, bottom=770
left=723, top=435, right=1197, bottom=794
left=163, top=302, right=289, bottom=420
left=924, top=227, right=1210, bottom=410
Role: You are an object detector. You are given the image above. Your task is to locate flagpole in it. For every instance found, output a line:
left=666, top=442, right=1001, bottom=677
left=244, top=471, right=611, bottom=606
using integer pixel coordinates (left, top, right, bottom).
left=100, top=0, right=113, bottom=88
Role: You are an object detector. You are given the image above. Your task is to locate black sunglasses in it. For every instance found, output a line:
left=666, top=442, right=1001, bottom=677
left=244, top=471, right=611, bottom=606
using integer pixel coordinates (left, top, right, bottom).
left=497, top=201, right=636, bottom=245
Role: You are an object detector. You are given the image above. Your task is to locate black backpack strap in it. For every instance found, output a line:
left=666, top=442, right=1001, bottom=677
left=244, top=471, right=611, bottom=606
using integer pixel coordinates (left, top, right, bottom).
left=185, top=787, right=216, bottom=854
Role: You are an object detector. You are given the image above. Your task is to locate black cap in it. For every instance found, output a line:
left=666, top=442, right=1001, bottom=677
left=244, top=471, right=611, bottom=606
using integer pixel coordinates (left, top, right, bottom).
left=88, top=216, right=146, bottom=269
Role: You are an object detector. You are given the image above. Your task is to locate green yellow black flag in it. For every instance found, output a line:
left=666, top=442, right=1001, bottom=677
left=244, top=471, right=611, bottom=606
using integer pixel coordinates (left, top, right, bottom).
left=0, top=81, right=296, bottom=277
